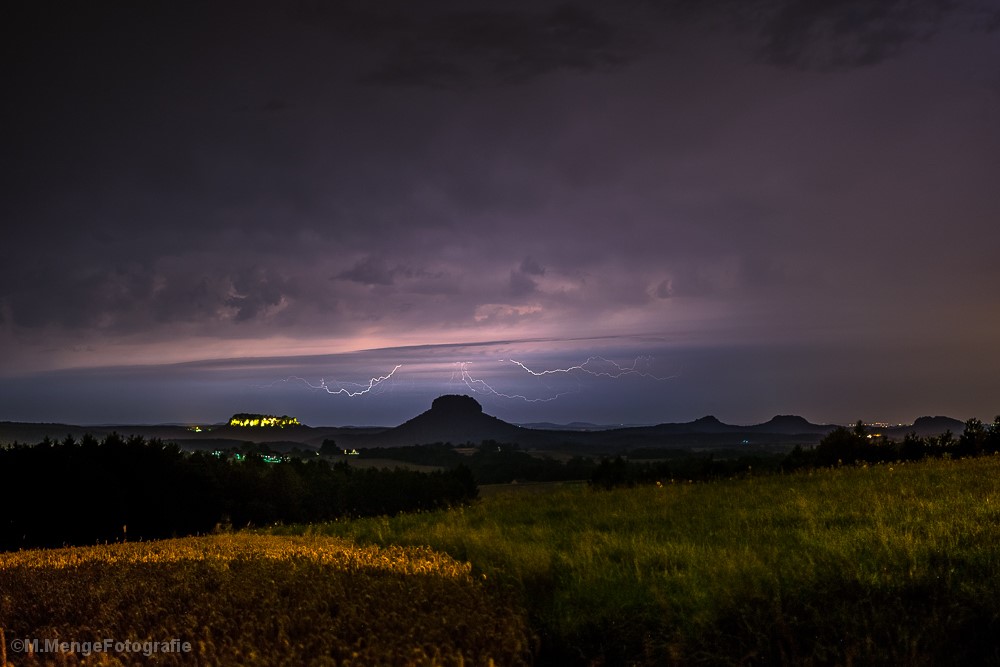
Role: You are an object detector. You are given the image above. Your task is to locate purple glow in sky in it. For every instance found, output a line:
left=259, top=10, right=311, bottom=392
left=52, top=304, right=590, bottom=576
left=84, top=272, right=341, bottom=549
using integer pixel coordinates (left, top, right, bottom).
left=2, top=1, right=999, bottom=426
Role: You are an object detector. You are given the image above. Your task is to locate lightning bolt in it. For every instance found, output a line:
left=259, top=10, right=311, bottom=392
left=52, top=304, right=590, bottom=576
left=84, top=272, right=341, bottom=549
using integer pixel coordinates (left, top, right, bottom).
left=265, top=365, right=402, bottom=397
left=451, top=356, right=675, bottom=403
left=259, top=356, right=672, bottom=404
left=505, top=356, right=675, bottom=381
left=454, top=362, right=576, bottom=402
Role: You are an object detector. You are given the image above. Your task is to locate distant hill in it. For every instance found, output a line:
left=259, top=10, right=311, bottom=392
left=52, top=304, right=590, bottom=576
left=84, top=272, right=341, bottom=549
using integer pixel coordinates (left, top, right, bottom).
left=750, top=415, right=835, bottom=435
left=350, top=395, right=523, bottom=447
left=884, top=416, right=967, bottom=438
left=685, top=415, right=737, bottom=433
left=336, top=405, right=838, bottom=449
left=518, top=414, right=833, bottom=436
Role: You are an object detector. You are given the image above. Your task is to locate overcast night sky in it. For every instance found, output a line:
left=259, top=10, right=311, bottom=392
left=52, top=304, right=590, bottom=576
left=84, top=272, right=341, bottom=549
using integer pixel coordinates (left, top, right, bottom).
left=2, top=0, right=999, bottom=427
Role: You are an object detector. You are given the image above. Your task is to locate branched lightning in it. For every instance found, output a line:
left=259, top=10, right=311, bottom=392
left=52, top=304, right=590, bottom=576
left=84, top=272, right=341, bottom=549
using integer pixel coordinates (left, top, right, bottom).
left=504, top=356, right=675, bottom=381
left=452, top=356, right=675, bottom=403
left=454, top=362, right=576, bottom=402
left=259, top=355, right=672, bottom=405
left=265, top=365, right=402, bottom=397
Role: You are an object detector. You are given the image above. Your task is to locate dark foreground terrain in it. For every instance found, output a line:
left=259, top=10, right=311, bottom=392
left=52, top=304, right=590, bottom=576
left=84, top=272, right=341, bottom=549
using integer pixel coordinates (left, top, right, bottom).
left=4, top=456, right=1000, bottom=665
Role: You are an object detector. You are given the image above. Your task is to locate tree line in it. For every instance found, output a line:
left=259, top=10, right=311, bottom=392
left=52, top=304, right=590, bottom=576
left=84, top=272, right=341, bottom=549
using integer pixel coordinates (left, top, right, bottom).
left=8, top=419, right=994, bottom=550
left=590, top=417, right=1000, bottom=489
left=787, top=417, right=1000, bottom=469
left=0, top=434, right=477, bottom=551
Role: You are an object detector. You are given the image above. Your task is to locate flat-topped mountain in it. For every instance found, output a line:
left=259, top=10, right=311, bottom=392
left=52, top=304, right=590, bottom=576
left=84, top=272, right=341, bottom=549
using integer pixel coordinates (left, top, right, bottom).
left=751, top=415, right=834, bottom=435
left=884, top=416, right=967, bottom=438
left=429, top=394, right=484, bottom=416
left=353, top=395, right=523, bottom=447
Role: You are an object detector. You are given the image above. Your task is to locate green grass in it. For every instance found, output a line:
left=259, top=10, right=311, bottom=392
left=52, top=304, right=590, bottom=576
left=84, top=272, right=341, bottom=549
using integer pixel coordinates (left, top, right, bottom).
left=269, top=456, right=1000, bottom=665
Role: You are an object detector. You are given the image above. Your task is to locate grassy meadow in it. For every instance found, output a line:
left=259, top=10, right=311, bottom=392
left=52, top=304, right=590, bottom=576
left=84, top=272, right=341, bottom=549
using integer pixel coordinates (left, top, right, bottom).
left=4, top=456, right=1000, bottom=665
left=271, top=456, right=1000, bottom=665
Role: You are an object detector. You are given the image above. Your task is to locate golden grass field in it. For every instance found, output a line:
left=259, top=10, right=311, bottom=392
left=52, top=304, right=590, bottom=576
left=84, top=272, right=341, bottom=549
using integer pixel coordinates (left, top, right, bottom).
left=0, top=534, right=532, bottom=666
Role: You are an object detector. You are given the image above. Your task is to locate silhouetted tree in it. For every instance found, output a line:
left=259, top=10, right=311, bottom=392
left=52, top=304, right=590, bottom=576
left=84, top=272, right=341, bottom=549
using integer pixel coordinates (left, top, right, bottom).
left=900, top=432, right=927, bottom=461
left=938, top=429, right=955, bottom=449
left=987, top=417, right=1000, bottom=454
left=958, top=418, right=986, bottom=457
left=815, top=426, right=866, bottom=466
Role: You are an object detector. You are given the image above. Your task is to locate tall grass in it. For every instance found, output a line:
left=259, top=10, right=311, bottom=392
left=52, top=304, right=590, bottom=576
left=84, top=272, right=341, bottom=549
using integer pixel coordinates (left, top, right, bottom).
left=271, top=457, right=1000, bottom=664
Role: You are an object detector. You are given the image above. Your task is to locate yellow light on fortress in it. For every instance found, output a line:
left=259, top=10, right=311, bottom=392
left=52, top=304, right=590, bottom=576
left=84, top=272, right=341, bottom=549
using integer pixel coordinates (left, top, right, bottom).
left=228, top=414, right=301, bottom=428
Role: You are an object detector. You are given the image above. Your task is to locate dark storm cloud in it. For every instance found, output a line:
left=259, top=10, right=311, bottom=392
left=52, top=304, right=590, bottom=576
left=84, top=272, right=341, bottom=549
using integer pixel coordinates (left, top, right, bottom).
left=2, top=0, right=998, bottom=424
left=507, top=257, right=547, bottom=298
left=261, top=98, right=292, bottom=113
left=5, top=263, right=156, bottom=331
left=2, top=261, right=295, bottom=334
left=644, top=0, right=986, bottom=69
left=225, top=268, right=293, bottom=323
left=519, top=257, right=546, bottom=277
left=508, top=270, right=538, bottom=298
left=310, top=2, right=636, bottom=89
left=336, top=257, right=399, bottom=286
left=754, top=0, right=950, bottom=69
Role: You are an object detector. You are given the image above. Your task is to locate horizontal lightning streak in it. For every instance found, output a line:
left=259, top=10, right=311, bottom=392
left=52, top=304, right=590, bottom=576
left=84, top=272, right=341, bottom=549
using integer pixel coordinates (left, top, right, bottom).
left=455, top=362, right=574, bottom=403
left=265, top=365, right=402, bottom=397
left=505, top=356, right=675, bottom=381
left=259, top=356, right=673, bottom=403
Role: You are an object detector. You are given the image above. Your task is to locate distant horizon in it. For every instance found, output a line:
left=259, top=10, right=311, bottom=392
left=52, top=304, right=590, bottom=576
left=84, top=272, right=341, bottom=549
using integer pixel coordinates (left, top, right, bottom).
left=1, top=386, right=984, bottom=432
left=3, top=340, right=993, bottom=428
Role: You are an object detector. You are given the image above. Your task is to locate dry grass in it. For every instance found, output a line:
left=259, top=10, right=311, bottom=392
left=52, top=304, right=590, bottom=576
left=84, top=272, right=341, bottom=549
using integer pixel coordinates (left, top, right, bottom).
left=0, top=534, right=532, bottom=666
